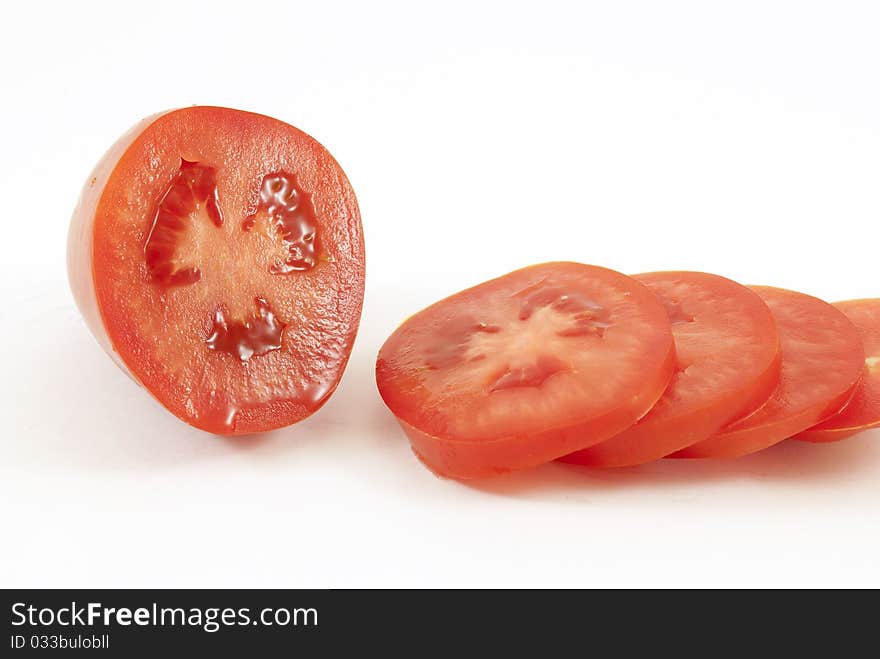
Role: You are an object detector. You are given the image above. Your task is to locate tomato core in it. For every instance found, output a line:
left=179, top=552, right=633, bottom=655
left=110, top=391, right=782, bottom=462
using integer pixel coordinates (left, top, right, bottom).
left=142, top=157, right=330, bottom=367
left=427, top=283, right=617, bottom=393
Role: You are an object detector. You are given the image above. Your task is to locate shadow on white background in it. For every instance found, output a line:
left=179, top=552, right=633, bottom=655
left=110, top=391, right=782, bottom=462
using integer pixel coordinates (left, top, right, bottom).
left=466, top=434, right=879, bottom=498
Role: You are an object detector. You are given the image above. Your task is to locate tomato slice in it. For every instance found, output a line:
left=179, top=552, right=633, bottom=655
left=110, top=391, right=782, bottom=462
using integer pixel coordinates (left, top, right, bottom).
left=796, top=299, right=880, bottom=443
left=375, top=262, right=676, bottom=479
left=560, top=272, right=781, bottom=467
left=672, top=286, right=864, bottom=458
left=68, top=107, right=365, bottom=434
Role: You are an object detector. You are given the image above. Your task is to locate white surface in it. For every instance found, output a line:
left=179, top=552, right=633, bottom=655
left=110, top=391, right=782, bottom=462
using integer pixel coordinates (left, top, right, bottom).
left=2, top=0, right=879, bottom=588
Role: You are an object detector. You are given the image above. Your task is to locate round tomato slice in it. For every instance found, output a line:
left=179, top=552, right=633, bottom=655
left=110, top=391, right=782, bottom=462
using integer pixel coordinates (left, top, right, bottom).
left=560, top=272, right=781, bottom=467
left=375, top=262, right=676, bottom=479
left=673, top=286, right=864, bottom=459
left=796, top=299, right=880, bottom=443
left=68, top=107, right=365, bottom=434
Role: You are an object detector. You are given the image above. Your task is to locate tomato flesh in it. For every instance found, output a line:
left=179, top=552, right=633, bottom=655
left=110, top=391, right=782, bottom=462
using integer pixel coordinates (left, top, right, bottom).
left=68, top=107, right=364, bottom=434
left=673, top=286, right=864, bottom=458
left=797, top=299, right=880, bottom=442
left=560, top=272, right=781, bottom=467
left=375, top=262, right=676, bottom=479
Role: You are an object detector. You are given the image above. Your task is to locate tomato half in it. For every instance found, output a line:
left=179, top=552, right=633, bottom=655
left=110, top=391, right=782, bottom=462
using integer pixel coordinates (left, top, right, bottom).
left=68, top=107, right=365, bottom=434
left=673, top=286, right=864, bottom=459
left=796, top=299, right=880, bottom=443
left=560, top=272, right=781, bottom=467
left=375, top=262, right=677, bottom=479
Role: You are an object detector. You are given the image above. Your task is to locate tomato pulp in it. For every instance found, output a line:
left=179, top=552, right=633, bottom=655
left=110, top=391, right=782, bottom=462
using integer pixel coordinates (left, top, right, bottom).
left=375, top=262, right=677, bottom=479
left=560, top=272, right=781, bottom=467
left=797, top=299, right=880, bottom=443
left=68, top=107, right=365, bottom=434
left=673, top=286, right=864, bottom=458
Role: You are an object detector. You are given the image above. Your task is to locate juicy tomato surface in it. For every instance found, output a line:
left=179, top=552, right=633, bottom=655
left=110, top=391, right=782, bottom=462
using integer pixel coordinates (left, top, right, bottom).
left=375, top=262, right=677, bottom=479
left=560, top=272, right=781, bottom=467
left=673, top=286, right=864, bottom=459
left=68, top=107, right=365, bottom=434
left=797, top=299, right=880, bottom=442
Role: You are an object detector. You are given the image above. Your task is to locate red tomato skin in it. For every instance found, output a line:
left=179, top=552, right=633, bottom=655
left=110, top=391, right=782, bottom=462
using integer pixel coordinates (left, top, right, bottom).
left=67, top=108, right=365, bottom=435
left=560, top=272, right=782, bottom=468
left=560, top=358, right=781, bottom=467
left=377, top=262, right=678, bottom=479
left=796, top=299, right=880, bottom=443
left=796, top=426, right=865, bottom=443
left=398, top=338, right=676, bottom=479
left=673, top=287, right=864, bottom=459
left=680, top=388, right=856, bottom=456
left=68, top=111, right=167, bottom=381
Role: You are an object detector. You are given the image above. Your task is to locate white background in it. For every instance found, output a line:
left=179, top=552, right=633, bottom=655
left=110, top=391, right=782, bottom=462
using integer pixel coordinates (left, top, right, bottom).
left=1, top=0, right=879, bottom=587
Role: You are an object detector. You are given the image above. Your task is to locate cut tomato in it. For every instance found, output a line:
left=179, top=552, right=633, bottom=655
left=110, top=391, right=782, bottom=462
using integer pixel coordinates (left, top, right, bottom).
left=68, top=107, right=365, bottom=434
left=672, top=286, right=864, bottom=458
left=796, top=299, right=880, bottom=443
left=560, top=272, right=781, bottom=467
left=375, top=262, right=676, bottom=479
